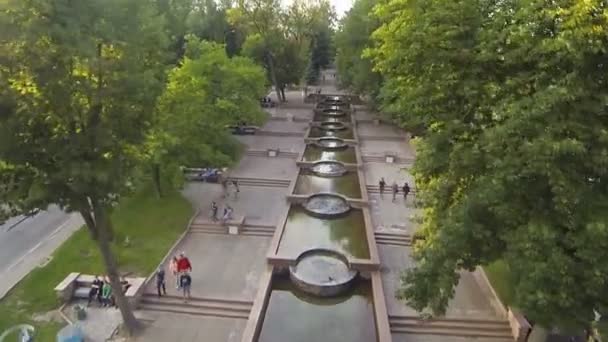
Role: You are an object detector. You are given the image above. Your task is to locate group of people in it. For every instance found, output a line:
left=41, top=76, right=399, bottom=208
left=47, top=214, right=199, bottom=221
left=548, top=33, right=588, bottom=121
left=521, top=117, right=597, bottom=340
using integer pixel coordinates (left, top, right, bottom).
left=378, top=177, right=411, bottom=202
left=155, top=252, right=193, bottom=301
left=87, top=276, right=131, bottom=308
left=210, top=201, right=234, bottom=223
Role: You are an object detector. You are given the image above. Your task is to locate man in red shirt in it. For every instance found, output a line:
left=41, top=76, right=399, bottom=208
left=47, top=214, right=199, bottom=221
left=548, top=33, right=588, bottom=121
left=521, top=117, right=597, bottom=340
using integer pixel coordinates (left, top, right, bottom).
left=176, top=252, right=192, bottom=274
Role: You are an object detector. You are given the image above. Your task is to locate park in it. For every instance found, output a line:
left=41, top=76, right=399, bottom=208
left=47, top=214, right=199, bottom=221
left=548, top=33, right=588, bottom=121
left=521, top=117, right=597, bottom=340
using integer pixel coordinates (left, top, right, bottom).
left=0, top=0, right=606, bottom=341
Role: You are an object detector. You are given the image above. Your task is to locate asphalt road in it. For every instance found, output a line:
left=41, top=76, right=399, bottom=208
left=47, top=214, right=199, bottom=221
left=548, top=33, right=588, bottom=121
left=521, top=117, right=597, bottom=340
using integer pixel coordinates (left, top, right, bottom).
left=0, top=205, right=71, bottom=275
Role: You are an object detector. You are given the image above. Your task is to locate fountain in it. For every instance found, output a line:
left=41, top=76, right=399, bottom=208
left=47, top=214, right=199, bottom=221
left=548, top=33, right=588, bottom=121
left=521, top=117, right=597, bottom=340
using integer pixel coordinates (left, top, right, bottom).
left=319, top=121, right=347, bottom=131
left=289, top=249, right=358, bottom=297
left=313, top=137, right=347, bottom=150
left=303, top=193, right=351, bottom=218
left=311, top=161, right=347, bottom=177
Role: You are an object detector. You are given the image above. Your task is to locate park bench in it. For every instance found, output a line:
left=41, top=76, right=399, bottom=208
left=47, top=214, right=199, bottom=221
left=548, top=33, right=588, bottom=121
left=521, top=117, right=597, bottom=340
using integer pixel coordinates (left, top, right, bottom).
left=55, top=273, right=146, bottom=308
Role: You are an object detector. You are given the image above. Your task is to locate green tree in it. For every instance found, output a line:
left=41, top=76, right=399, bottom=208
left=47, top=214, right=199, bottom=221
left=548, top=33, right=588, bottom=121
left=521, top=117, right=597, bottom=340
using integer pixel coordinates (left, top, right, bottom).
left=369, top=0, right=608, bottom=330
left=0, top=0, right=168, bottom=334
left=148, top=37, right=266, bottom=196
left=228, top=0, right=285, bottom=100
left=334, top=0, right=381, bottom=104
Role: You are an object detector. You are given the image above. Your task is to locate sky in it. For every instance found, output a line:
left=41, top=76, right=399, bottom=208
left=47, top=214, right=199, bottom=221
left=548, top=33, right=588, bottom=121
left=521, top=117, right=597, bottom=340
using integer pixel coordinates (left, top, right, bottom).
left=331, top=0, right=354, bottom=17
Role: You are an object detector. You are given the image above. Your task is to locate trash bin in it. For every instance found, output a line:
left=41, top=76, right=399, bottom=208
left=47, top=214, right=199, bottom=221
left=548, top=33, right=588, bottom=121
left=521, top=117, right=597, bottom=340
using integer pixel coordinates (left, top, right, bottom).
left=56, top=324, right=84, bottom=342
left=73, top=305, right=86, bottom=321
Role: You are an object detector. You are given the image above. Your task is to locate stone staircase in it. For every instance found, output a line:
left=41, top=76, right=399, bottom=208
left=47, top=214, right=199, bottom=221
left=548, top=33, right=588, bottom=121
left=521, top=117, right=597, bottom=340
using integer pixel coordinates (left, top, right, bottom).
left=389, top=315, right=513, bottom=340
left=227, top=176, right=291, bottom=188
left=244, top=150, right=299, bottom=159
left=358, top=135, right=406, bottom=142
left=139, top=294, right=252, bottom=320
left=190, top=222, right=275, bottom=237
left=269, top=116, right=310, bottom=123
left=374, top=231, right=412, bottom=246
left=366, top=185, right=417, bottom=194
left=255, top=130, right=306, bottom=137
left=361, top=155, right=415, bottom=164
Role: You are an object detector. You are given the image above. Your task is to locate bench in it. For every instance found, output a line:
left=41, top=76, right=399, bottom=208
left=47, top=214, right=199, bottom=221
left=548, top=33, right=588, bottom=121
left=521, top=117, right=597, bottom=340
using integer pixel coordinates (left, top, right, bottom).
left=55, top=273, right=147, bottom=308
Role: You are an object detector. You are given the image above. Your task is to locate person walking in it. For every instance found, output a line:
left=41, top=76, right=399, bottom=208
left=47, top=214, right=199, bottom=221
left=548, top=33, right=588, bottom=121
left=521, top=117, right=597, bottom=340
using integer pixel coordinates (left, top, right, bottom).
left=232, top=180, right=240, bottom=199
left=180, top=272, right=192, bottom=302
left=222, top=205, right=233, bottom=223
left=391, top=181, right=399, bottom=202
left=221, top=178, right=229, bottom=198
left=379, top=177, right=386, bottom=198
left=155, top=267, right=167, bottom=297
left=210, top=201, right=218, bottom=221
left=177, top=252, right=192, bottom=274
left=169, top=256, right=179, bottom=289
left=402, top=182, right=411, bottom=202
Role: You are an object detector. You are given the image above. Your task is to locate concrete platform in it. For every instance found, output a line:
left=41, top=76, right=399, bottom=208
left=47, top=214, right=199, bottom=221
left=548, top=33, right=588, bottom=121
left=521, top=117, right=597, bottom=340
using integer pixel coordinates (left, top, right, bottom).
left=363, top=162, right=415, bottom=186
left=369, top=194, right=419, bottom=234
left=392, top=333, right=513, bottom=342
left=360, top=140, right=415, bottom=158
left=378, top=245, right=501, bottom=320
left=260, top=120, right=309, bottom=133
left=154, top=234, right=271, bottom=301
left=357, top=122, right=404, bottom=138
left=135, top=313, right=246, bottom=342
left=229, top=155, right=298, bottom=180
left=235, top=135, right=305, bottom=153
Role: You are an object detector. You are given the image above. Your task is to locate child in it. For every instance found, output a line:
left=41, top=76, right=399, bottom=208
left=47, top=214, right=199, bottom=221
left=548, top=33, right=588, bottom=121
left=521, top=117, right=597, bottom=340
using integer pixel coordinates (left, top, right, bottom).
left=180, top=272, right=192, bottom=302
left=169, top=256, right=179, bottom=289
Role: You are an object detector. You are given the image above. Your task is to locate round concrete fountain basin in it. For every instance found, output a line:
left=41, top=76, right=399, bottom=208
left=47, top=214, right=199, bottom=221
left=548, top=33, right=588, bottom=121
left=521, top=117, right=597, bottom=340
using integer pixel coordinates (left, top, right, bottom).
left=290, top=249, right=358, bottom=297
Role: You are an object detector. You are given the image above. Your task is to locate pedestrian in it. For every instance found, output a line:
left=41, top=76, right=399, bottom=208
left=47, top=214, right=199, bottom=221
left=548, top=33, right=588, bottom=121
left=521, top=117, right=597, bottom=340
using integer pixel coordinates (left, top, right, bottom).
left=391, top=181, right=399, bottom=202
left=210, top=201, right=218, bottom=221
left=232, top=180, right=240, bottom=199
left=180, top=272, right=192, bottom=302
left=169, top=256, right=180, bottom=289
left=101, top=279, right=113, bottom=307
left=177, top=252, right=192, bottom=274
left=155, top=267, right=167, bottom=297
left=222, top=205, right=233, bottom=223
left=87, top=275, right=103, bottom=306
left=402, top=182, right=411, bottom=201
left=221, top=178, right=229, bottom=198
left=379, top=177, right=386, bottom=197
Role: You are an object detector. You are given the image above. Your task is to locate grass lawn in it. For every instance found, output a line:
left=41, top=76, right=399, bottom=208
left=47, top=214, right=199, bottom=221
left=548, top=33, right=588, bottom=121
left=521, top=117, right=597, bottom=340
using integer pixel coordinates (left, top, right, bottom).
left=0, top=187, right=193, bottom=341
left=484, top=259, right=516, bottom=308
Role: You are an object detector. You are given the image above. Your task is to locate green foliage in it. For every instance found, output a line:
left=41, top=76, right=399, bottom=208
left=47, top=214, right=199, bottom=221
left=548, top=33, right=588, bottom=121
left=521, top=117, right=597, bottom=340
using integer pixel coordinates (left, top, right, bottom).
left=149, top=37, right=266, bottom=182
left=334, top=0, right=381, bottom=101
left=369, top=0, right=608, bottom=330
left=0, top=0, right=168, bottom=218
left=0, top=186, right=192, bottom=340
left=230, top=0, right=335, bottom=100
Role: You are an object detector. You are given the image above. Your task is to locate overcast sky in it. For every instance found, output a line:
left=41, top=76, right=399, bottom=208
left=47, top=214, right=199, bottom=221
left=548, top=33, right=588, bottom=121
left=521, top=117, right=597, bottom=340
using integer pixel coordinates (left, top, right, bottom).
left=331, top=0, right=354, bottom=17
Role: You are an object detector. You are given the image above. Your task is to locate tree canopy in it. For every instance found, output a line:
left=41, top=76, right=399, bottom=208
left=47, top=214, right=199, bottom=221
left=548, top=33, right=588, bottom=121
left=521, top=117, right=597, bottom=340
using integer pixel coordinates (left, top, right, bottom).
left=148, top=36, right=266, bottom=195
left=362, top=0, right=608, bottom=330
left=0, top=0, right=169, bottom=333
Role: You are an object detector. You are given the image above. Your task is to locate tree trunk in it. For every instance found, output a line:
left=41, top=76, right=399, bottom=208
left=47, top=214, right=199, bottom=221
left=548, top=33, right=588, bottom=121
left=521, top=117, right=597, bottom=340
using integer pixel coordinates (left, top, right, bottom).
left=152, top=163, right=162, bottom=198
left=86, top=199, right=140, bottom=336
left=280, top=87, right=286, bottom=102
left=265, top=52, right=283, bottom=102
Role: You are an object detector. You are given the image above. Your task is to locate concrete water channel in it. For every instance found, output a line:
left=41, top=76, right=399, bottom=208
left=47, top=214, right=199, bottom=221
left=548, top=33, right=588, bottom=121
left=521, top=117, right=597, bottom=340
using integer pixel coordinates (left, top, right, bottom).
left=242, top=94, right=391, bottom=342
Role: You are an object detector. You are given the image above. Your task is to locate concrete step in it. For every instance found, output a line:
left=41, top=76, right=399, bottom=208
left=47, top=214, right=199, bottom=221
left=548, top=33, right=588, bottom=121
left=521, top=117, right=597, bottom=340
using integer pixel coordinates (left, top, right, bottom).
left=358, top=135, right=406, bottom=142
left=256, top=130, right=305, bottom=137
left=241, top=231, right=274, bottom=237
left=362, top=156, right=415, bottom=164
left=375, top=239, right=412, bottom=247
left=228, top=177, right=290, bottom=188
left=140, top=294, right=252, bottom=319
left=389, top=315, right=512, bottom=339
left=366, top=185, right=417, bottom=194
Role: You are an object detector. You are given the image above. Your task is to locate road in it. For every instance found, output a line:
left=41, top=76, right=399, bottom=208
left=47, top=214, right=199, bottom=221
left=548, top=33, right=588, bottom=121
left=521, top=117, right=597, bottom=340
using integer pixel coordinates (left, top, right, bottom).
left=0, top=205, right=84, bottom=299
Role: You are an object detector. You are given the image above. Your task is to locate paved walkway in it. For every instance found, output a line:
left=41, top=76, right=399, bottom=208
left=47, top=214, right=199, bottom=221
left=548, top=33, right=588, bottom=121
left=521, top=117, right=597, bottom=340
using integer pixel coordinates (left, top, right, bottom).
left=131, top=69, right=508, bottom=342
